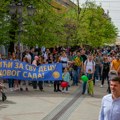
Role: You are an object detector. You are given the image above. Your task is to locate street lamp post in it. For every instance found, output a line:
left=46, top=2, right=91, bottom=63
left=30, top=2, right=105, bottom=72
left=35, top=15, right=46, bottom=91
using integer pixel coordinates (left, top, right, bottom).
left=9, top=0, right=35, bottom=60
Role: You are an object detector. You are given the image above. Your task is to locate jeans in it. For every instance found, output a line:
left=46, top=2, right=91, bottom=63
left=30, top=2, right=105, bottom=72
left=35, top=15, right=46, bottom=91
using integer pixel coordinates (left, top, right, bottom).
left=94, top=64, right=102, bottom=80
left=101, top=72, right=109, bottom=85
left=8, top=79, right=14, bottom=88
left=32, top=81, right=37, bottom=89
left=38, top=81, right=43, bottom=90
left=82, top=81, right=87, bottom=94
left=54, top=81, right=60, bottom=91
left=72, top=70, right=78, bottom=85
left=77, top=66, right=81, bottom=80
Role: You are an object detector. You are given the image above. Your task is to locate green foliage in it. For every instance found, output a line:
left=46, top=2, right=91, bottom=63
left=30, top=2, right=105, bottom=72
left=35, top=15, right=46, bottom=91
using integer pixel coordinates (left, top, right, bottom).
left=78, top=2, right=118, bottom=47
left=62, top=1, right=118, bottom=47
left=0, top=0, right=65, bottom=47
left=22, top=0, right=65, bottom=47
left=0, top=0, right=11, bottom=45
left=0, top=0, right=118, bottom=48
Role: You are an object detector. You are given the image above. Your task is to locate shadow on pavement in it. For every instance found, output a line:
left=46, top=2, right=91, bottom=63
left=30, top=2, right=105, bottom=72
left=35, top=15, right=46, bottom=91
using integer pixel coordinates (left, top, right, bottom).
left=0, top=100, right=16, bottom=111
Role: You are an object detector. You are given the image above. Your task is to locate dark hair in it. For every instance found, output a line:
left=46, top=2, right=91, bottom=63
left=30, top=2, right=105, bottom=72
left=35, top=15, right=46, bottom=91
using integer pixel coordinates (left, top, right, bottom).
left=23, top=57, right=29, bottom=63
left=111, top=77, right=120, bottom=83
left=88, top=69, right=92, bottom=71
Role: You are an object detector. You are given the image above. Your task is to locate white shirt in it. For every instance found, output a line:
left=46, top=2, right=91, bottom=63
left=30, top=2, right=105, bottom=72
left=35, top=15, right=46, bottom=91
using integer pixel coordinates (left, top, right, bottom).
left=99, top=94, right=120, bottom=120
left=25, top=54, right=31, bottom=64
left=60, top=57, right=68, bottom=68
left=84, top=60, right=95, bottom=73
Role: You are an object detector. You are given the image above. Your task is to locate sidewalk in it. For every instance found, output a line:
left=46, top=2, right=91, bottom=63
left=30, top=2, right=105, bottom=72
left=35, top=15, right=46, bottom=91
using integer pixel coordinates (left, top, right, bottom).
left=0, top=81, right=108, bottom=120
left=68, top=82, right=108, bottom=120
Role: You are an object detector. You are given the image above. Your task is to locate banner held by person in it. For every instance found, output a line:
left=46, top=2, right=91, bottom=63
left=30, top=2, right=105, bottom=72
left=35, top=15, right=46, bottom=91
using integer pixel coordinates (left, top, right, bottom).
left=0, top=60, right=62, bottom=81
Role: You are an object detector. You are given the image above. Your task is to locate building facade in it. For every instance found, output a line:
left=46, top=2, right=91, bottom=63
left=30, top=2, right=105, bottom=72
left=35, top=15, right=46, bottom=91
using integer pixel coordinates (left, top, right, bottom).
left=51, top=0, right=76, bottom=13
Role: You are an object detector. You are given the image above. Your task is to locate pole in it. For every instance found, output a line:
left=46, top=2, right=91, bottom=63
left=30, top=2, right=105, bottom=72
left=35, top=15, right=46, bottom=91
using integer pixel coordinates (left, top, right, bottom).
left=9, top=0, right=35, bottom=60
left=18, top=13, right=22, bottom=60
left=76, top=0, right=80, bottom=45
left=17, top=0, right=23, bottom=60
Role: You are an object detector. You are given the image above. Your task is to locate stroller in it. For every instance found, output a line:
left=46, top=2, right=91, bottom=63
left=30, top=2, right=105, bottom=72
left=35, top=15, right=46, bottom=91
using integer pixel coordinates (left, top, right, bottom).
left=0, top=82, right=7, bottom=101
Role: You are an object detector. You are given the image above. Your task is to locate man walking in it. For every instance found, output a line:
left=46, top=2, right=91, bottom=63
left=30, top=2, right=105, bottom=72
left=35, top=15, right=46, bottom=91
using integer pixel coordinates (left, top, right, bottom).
left=99, top=77, right=120, bottom=120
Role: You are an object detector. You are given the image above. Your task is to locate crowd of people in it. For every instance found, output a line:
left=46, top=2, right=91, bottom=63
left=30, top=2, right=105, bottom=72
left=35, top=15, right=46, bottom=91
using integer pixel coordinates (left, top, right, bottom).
left=0, top=45, right=120, bottom=102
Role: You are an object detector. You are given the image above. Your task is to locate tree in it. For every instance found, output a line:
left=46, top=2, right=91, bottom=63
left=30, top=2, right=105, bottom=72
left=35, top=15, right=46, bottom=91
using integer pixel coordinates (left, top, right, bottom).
left=0, top=0, right=65, bottom=48
left=62, top=1, right=118, bottom=47
left=0, top=0, right=11, bottom=45
left=0, top=0, right=118, bottom=49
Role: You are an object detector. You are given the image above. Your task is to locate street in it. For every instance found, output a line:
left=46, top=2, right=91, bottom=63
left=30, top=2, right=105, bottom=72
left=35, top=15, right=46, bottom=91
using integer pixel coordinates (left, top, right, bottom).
left=0, top=81, right=108, bottom=120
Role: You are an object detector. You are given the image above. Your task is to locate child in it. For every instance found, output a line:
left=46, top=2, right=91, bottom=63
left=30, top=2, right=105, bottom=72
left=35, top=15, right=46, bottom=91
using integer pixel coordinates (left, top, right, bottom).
left=62, top=67, right=71, bottom=93
left=87, top=69, right=94, bottom=96
left=0, top=82, right=7, bottom=101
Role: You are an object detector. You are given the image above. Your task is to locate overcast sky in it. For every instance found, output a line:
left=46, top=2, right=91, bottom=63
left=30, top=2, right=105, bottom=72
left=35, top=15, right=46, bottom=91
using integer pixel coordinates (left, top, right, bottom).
left=71, top=0, right=120, bottom=36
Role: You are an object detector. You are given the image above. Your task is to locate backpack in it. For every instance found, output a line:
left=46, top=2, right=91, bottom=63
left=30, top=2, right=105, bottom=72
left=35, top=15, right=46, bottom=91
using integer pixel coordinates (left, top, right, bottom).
left=85, top=60, right=95, bottom=67
left=85, top=60, right=95, bottom=72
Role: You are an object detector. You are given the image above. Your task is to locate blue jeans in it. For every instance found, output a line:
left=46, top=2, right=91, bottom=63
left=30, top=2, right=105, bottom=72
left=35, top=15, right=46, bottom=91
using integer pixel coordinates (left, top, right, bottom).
left=72, top=70, right=78, bottom=85
left=77, top=66, right=81, bottom=80
left=82, top=82, right=87, bottom=94
left=8, top=79, right=14, bottom=88
left=94, top=64, right=101, bottom=80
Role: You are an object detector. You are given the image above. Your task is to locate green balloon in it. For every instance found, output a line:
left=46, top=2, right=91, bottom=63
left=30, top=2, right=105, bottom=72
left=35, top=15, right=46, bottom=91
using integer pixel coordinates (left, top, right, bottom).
left=81, top=75, right=88, bottom=82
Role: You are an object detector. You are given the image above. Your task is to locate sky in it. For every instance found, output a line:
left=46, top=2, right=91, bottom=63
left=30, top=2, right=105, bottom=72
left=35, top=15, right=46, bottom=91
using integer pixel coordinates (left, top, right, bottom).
left=71, top=0, right=120, bottom=36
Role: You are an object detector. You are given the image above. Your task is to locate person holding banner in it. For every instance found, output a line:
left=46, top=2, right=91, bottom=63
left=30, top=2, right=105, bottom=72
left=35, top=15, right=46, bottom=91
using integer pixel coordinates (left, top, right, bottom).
left=20, top=57, right=29, bottom=91
left=8, top=52, right=19, bottom=91
left=54, top=55, right=61, bottom=92
left=37, top=56, right=44, bottom=92
left=25, top=49, right=32, bottom=64
left=46, top=53, right=54, bottom=87
left=32, top=56, right=39, bottom=90
left=60, top=51, right=69, bottom=71
left=12, top=52, right=20, bottom=91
